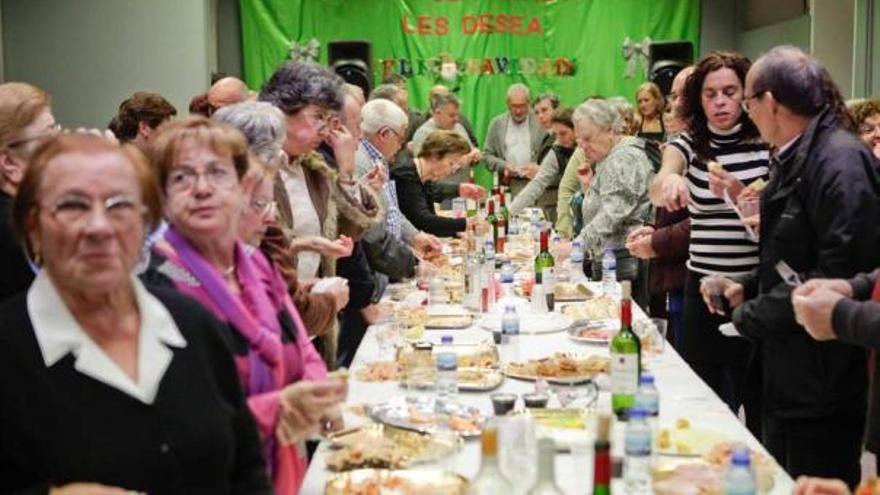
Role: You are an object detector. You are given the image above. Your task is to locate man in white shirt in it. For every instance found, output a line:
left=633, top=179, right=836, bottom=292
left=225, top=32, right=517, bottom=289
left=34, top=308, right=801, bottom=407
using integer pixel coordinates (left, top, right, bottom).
left=483, top=83, right=548, bottom=197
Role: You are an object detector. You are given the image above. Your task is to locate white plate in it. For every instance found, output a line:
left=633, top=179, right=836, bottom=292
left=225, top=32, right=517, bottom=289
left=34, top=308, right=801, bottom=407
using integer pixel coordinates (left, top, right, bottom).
left=478, top=313, right=574, bottom=334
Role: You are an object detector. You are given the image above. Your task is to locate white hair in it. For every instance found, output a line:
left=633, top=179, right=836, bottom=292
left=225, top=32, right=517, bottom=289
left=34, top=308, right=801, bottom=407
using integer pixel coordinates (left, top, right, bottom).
left=212, top=101, right=285, bottom=163
left=507, top=83, right=530, bottom=100
left=361, top=98, right=408, bottom=137
left=572, top=99, right=622, bottom=133
left=606, top=96, right=634, bottom=133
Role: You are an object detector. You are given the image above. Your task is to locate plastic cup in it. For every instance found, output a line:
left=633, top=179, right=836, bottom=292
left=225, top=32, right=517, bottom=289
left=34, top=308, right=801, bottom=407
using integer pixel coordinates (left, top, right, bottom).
left=701, top=276, right=727, bottom=313
left=491, top=393, right=518, bottom=415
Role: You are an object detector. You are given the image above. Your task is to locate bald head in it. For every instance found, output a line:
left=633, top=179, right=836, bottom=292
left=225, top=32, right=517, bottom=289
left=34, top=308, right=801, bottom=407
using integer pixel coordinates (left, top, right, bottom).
left=664, top=66, right=695, bottom=134
left=207, top=77, right=249, bottom=109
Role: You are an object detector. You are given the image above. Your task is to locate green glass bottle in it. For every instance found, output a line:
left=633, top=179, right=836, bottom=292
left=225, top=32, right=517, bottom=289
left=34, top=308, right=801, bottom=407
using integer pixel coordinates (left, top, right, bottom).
left=534, top=227, right=554, bottom=284
left=498, top=185, right=510, bottom=225
left=610, top=281, right=641, bottom=419
left=486, top=199, right=499, bottom=249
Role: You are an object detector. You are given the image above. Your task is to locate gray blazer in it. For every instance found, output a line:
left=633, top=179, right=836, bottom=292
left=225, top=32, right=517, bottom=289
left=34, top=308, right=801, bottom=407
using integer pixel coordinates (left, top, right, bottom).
left=483, top=111, right=547, bottom=172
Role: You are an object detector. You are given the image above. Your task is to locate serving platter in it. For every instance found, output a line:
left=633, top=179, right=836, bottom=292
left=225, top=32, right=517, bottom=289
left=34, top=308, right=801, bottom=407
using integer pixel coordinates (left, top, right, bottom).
left=479, top=313, right=574, bottom=334
left=325, top=468, right=469, bottom=494
left=503, top=353, right=609, bottom=385
left=367, top=395, right=488, bottom=438
left=325, top=423, right=460, bottom=471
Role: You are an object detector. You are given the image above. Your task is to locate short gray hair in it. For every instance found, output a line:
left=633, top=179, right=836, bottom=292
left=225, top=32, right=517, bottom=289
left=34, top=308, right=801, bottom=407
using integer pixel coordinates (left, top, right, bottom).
left=431, top=92, right=460, bottom=112
left=534, top=92, right=559, bottom=108
left=361, top=99, right=408, bottom=137
left=370, top=83, right=404, bottom=102
left=572, top=99, right=621, bottom=133
left=212, top=101, right=285, bottom=163
left=606, top=96, right=634, bottom=133
left=507, top=83, right=530, bottom=100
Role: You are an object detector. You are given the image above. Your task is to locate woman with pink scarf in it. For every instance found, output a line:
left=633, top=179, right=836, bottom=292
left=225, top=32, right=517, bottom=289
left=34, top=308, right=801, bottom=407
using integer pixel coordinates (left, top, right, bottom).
left=145, top=117, right=345, bottom=494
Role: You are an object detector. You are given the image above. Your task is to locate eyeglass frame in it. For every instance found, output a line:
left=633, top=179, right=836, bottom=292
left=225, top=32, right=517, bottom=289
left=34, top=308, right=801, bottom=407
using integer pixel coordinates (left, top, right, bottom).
left=44, top=194, right=146, bottom=229
left=301, top=108, right=337, bottom=133
left=166, top=163, right=239, bottom=193
left=741, top=90, right=767, bottom=113
left=247, top=197, right=277, bottom=217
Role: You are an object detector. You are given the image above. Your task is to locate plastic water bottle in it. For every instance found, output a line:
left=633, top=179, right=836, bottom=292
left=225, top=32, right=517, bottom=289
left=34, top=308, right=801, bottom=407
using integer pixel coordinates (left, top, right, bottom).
left=569, top=239, right=584, bottom=282
left=601, top=247, right=617, bottom=296
left=623, top=408, right=652, bottom=493
left=501, top=304, right=520, bottom=344
left=635, top=373, right=660, bottom=432
left=500, top=260, right=515, bottom=283
left=436, top=335, right=458, bottom=399
left=724, top=445, right=756, bottom=495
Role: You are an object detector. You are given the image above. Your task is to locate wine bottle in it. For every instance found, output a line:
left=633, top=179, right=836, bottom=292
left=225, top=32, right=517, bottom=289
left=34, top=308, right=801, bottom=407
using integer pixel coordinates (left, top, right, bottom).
left=534, top=227, right=555, bottom=285
left=611, top=281, right=641, bottom=418
left=469, top=426, right=512, bottom=494
left=486, top=199, right=500, bottom=250
left=592, top=414, right=612, bottom=495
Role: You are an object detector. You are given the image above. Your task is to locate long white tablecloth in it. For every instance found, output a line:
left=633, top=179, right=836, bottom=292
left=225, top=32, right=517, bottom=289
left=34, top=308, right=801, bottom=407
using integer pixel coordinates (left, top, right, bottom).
left=301, top=289, right=794, bottom=494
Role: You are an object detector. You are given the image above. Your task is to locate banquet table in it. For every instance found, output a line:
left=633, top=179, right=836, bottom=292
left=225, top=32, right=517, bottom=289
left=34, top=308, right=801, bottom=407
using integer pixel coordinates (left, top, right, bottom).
left=301, top=283, right=795, bottom=494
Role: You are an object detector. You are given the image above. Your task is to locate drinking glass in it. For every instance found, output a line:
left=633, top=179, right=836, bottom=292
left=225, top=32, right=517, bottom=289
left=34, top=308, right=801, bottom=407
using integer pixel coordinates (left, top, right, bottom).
left=499, top=415, right=538, bottom=493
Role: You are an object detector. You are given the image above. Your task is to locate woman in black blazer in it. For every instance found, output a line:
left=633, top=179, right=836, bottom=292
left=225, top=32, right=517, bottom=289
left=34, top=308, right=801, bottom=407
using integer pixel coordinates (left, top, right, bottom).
left=392, top=130, right=473, bottom=237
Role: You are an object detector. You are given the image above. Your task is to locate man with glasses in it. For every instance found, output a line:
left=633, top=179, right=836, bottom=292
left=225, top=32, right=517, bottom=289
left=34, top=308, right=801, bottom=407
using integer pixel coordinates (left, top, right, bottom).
left=0, top=82, right=59, bottom=301
left=720, top=46, right=880, bottom=486
left=355, top=98, right=442, bottom=286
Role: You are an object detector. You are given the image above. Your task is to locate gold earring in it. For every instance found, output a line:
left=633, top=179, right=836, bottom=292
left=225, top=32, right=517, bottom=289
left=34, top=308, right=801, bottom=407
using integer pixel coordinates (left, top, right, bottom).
left=32, top=242, right=42, bottom=266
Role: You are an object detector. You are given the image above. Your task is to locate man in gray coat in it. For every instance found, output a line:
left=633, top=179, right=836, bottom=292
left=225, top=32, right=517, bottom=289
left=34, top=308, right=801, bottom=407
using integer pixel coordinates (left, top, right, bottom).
left=483, top=83, right=548, bottom=197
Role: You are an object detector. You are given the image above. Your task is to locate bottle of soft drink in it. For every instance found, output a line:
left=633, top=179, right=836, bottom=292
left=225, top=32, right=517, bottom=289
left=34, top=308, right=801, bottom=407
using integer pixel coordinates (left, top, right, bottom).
left=634, top=373, right=660, bottom=432
left=623, top=408, right=652, bottom=493
left=724, top=445, right=757, bottom=495
left=436, top=335, right=458, bottom=399
left=601, top=247, right=617, bottom=295
left=569, top=239, right=585, bottom=282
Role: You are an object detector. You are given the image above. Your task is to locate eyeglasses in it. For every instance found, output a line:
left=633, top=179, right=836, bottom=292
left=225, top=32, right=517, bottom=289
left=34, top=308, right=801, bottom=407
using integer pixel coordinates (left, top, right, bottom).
left=7, top=123, right=62, bottom=150
left=303, top=109, right=335, bottom=133
left=740, top=91, right=766, bottom=113
left=167, top=164, right=237, bottom=192
left=248, top=198, right=277, bottom=217
left=46, top=194, right=145, bottom=228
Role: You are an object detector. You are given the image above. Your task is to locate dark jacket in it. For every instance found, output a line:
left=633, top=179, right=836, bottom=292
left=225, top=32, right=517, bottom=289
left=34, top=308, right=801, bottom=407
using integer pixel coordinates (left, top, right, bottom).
left=0, top=287, right=271, bottom=494
left=0, top=192, right=35, bottom=302
left=361, top=224, right=417, bottom=282
left=649, top=209, right=690, bottom=294
left=392, top=154, right=466, bottom=238
left=831, top=269, right=880, bottom=452
left=732, top=108, right=880, bottom=419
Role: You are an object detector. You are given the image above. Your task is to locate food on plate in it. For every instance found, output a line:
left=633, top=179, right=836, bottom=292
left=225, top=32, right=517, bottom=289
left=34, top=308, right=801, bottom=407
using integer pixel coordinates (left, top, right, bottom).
left=405, top=406, right=480, bottom=433
left=397, top=307, right=428, bottom=327
left=657, top=419, right=729, bottom=456
left=529, top=408, right=587, bottom=430
left=653, top=443, right=776, bottom=494
left=576, top=326, right=612, bottom=341
left=553, top=282, right=594, bottom=300
left=326, top=425, right=458, bottom=472
left=405, top=324, right=425, bottom=341
left=396, top=344, right=498, bottom=371
left=355, top=361, right=401, bottom=382
left=507, top=353, right=610, bottom=379
left=561, top=296, right=618, bottom=321
left=326, top=470, right=468, bottom=495
left=425, top=315, right=472, bottom=329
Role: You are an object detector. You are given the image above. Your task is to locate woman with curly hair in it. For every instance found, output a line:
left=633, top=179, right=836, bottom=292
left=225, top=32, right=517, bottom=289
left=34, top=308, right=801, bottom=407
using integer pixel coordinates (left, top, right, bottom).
left=649, top=51, right=769, bottom=433
left=849, top=98, right=880, bottom=159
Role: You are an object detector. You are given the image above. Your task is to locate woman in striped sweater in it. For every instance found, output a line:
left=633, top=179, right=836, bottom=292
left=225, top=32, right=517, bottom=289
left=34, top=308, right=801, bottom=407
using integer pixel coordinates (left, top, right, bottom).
left=649, top=52, right=769, bottom=431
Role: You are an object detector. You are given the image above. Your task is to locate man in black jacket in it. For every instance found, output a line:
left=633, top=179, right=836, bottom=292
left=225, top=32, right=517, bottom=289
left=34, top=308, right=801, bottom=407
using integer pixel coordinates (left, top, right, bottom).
left=709, top=46, right=880, bottom=485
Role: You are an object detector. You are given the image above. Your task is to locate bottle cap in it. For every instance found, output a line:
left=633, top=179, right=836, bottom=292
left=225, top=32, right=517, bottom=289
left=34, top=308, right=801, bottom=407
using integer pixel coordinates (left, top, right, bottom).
left=441, top=335, right=453, bottom=345
left=639, top=373, right=655, bottom=385
left=731, top=444, right=752, bottom=466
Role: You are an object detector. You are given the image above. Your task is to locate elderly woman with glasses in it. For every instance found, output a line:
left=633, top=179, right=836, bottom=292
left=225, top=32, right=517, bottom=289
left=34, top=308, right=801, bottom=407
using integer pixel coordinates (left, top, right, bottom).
left=146, top=117, right=346, bottom=494
left=0, top=82, right=60, bottom=301
left=0, top=134, right=273, bottom=493
left=213, top=101, right=349, bottom=340
left=849, top=98, right=880, bottom=160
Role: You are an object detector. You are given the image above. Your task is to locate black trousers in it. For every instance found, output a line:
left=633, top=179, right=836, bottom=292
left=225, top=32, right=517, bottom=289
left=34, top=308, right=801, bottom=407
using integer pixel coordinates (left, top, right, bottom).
left=682, top=270, right=761, bottom=437
left=763, top=412, right=864, bottom=488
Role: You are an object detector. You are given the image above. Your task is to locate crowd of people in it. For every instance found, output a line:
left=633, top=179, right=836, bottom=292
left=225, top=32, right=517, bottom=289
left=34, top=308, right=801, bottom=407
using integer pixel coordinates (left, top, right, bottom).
left=0, top=42, right=878, bottom=494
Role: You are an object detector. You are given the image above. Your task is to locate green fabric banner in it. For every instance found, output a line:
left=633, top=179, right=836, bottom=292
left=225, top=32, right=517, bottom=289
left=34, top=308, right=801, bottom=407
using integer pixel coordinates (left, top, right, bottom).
left=240, top=0, right=700, bottom=183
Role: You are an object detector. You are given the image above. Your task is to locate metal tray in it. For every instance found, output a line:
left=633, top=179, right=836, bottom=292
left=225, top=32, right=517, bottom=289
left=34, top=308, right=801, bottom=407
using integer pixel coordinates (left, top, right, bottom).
left=396, top=342, right=500, bottom=370
left=325, top=468, right=469, bottom=494
left=367, top=395, right=488, bottom=438
left=567, top=320, right=617, bottom=344
left=400, top=367, right=504, bottom=392
left=325, top=423, right=460, bottom=471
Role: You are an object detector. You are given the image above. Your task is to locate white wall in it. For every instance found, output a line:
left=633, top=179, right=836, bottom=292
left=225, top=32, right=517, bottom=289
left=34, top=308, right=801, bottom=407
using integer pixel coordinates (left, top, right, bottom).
left=2, top=0, right=215, bottom=128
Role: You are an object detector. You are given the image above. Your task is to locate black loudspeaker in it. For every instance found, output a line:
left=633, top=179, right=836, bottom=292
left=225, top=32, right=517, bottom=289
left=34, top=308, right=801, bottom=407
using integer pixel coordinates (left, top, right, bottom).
left=328, top=40, right=373, bottom=97
left=648, top=41, right=694, bottom=95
